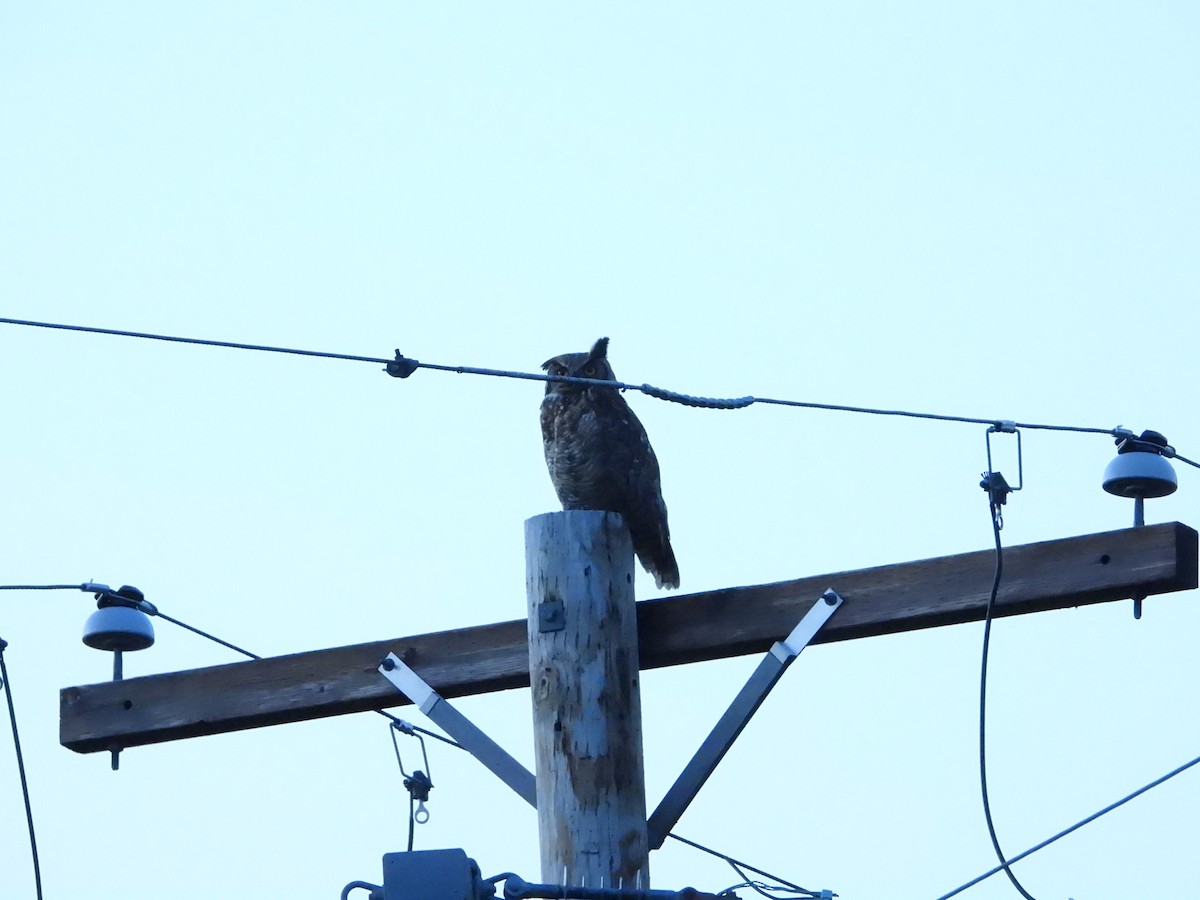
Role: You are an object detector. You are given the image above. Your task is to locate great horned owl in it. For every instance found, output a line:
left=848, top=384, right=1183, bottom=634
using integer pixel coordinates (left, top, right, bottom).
left=540, top=337, right=680, bottom=590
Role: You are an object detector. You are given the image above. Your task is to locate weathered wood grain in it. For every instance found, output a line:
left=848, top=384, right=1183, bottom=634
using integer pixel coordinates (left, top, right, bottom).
left=526, top=510, right=649, bottom=886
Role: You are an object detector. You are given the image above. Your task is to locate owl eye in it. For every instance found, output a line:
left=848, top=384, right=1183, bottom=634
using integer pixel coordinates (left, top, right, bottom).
left=581, top=364, right=597, bottom=377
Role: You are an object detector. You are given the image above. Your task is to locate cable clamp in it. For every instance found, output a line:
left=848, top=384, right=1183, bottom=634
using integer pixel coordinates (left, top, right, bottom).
left=981, top=425, right=1022, bottom=531
left=385, top=350, right=420, bottom=378
left=389, top=717, right=417, bottom=736
left=979, top=471, right=1013, bottom=507
left=1114, top=428, right=1175, bottom=458
left=93, top=584, right=158, bottom=615
left=403, top=769, right=433, bottom=823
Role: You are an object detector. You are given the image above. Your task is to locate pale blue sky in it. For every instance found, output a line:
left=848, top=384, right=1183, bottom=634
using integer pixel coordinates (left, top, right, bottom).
left=2, top=4, right=1199, bottom=899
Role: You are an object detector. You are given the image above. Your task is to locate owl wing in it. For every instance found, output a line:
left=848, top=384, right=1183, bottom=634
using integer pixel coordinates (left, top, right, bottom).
left=541, top=385, right=679, bottom=589
left=593, top=392, right=680, bottom=589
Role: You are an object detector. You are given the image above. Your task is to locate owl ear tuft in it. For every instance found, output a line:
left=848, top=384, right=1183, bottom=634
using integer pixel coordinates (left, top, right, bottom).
left=589, top=337, right=610, bottom=360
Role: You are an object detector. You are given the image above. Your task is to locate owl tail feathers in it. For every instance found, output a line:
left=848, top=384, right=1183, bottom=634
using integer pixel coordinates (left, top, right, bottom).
left=636, top=541, right=680, bottom=590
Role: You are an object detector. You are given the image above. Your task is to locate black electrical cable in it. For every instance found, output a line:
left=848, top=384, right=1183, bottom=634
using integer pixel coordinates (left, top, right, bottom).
left=1173, top=452, right=1200, bottom=470
left=385, top=714, right=460, bottom=748
left=0, top=316, right=1144, bottom=440
left=340, top=880, right=382, bottom=900
left=978, top=501, right=1038, bottom=900
left=0, top=316, right=389, bottom=365
left=406, top=791, right=415, bottom=853
left=0, top=584, right=88, bottom=591
left=0, top=638, right=44, bottom=900
left=936, top=750, right=1200, bottom=899
left=152, top=609, right=263, bottom=660
left=667, top=833, right=823, bottom=899
left=720, top=871, right=810, bottom=899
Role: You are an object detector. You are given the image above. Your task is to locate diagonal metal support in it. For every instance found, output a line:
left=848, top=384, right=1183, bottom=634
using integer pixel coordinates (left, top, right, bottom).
left=378, top=652, right=537, bottom=808
left=646, top=588, right=844, bottom=849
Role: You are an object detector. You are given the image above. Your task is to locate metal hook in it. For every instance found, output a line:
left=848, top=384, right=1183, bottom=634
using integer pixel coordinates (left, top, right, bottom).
left=981, top=425, right=1021, bottom=532
left=984, top=424, right=1023, bottom=492
left=413, top=800, right=430, bottom=824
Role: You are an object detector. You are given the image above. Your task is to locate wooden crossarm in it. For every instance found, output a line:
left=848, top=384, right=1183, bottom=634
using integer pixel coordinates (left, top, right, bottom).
left=60, top=522, right=1197, bottom=754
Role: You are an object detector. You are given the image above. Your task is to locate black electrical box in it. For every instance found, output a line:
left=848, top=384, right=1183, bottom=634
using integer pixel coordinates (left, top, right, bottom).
left=382, top=849, right=485, bottom=900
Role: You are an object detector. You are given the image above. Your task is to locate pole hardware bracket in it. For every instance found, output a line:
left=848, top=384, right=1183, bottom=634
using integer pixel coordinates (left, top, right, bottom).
left=378, top=653, right=537, bottom=808
left=537, top=597, right=565, bottom=633
left=646, top=588, right=844, bottom=848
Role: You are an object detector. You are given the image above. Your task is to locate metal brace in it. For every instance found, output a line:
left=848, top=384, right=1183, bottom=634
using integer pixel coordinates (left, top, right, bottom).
left=646, top=588, right=844, bottom=848
left=378, top=654, right=537, bottom=808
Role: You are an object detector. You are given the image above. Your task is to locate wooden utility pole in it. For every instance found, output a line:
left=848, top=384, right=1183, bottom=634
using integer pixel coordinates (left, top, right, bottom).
left=525, top=510, right=649, bottom=888
left=60, top=522, right=1197, bottom=758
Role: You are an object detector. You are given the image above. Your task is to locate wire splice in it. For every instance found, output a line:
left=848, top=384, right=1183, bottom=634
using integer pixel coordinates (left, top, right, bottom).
left=636, top=384, right=756, bottom=410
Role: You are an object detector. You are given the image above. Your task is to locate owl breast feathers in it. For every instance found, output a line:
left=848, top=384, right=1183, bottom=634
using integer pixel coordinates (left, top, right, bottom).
left=540, top=337, right=680, bottom=590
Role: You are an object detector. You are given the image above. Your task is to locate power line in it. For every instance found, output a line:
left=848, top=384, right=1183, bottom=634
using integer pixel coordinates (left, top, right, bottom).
left=977, top=496, right=1039, bottom=900
left=151, top=609, right=263, bottom=660
left=1175, top=452, right=1200, bottom=470
left=0, top=637, right=44, bottom=900
left=666, top=832, right=826, bottom=899
left=0, top=316, right=389, bottom=366
left=1, top=315, right=1176, bottom=447
left=0, top=584, right=91, bottom=591
left=935, top=750, right=1200, bottom=900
